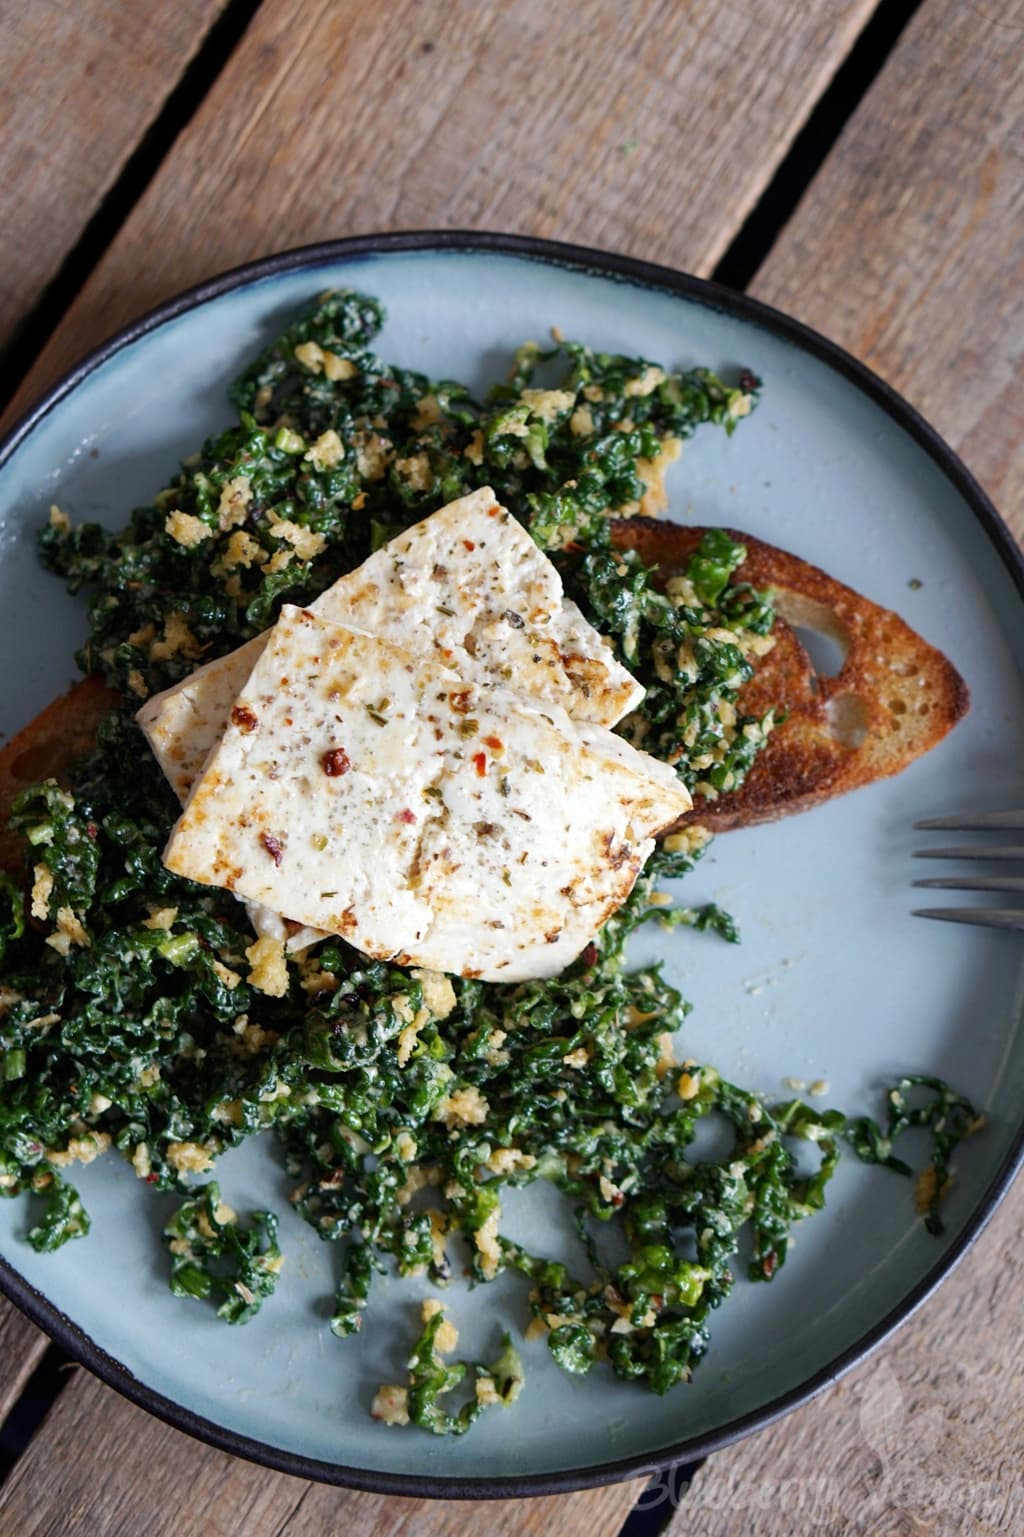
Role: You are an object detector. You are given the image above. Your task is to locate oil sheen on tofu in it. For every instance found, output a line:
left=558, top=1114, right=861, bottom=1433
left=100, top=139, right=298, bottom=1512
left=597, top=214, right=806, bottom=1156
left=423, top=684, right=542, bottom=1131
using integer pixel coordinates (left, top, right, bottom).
left=161, top=605, right=690, bottom=982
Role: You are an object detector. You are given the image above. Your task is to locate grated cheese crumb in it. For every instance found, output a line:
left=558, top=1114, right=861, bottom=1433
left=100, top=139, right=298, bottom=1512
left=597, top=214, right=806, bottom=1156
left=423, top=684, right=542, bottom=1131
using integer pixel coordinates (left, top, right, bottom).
left=521, top=387, right=575, bottom=421
left=420, top=1298, right=459, bottom=1353
left=212, top=960, right=242, bottom=990
left=474, top=1204, right=502, bottom=1279
left=213, top=529, right=264, bottom=573
left=463, top=429, right=485, bottom=466
left=245, top=936, right=289, bottom=998
left=46, top=907, right=89, bottom=955
left=142, top=906, right=178, bottom=931
left=393, top=453, right=433, bottom=492
left=435, top=1086, right=490, bottom=1128
left=662, top=824, right=711, bottom=857
left=353, top=430, right=391, bottom=480
left=165, top=510, right=213, bottom=547
left=266, top=511, right=327, bottom=561
left=216, top=476, right=253, bottom=531
left=31, top=864, right=53, bottom=921
left=677, top=1070, right=701, bottom=1101
left=655, top=1031, right=678, bottom=1079
left=49, top=504, right=72, bottom=533
left=305, top=429, right=345, bottom=470
left=625, top=365, right=667, bottom=397
left=485, top=1146, right=536, bottom=1176
left=166, top=1140, right=216, bottom=1174
left=150, top=611, right=203, bottom=663
left=46, top=1131, right=111, bottom=1169
left=294, top=340, right=325, bottom=373
left=412, top=969, right=457, bottom=1021
left=322, top=349, right=358, bottom=382
left=410, top=394, right=444, bottom=431
left=370, top=1384, right=410, bottom=1426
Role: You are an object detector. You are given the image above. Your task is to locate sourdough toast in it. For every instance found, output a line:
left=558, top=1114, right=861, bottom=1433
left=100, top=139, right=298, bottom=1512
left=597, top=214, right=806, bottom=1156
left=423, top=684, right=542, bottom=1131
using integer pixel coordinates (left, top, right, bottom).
left=612, top=519, right=970, bottom=831
left=0, top=676, right=118, bottom=873
left=0, top=525, right=969, bottom=867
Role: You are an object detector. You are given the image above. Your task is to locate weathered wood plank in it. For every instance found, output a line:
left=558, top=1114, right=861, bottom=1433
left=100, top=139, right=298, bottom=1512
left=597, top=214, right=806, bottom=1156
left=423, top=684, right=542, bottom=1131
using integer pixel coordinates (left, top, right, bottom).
left=0, top=1365, right=647, bottom=1534
left=675, top=1176, right=1024, bottom=1536
left=0, top=0, right=229, bottom=356
left=752, top=0, right=1024, bottom=537
left=675, top=5, right=1024, bottom=1531
left=0, top=1299, right=45, bottom=1424
left=4, top=0, right=878, bottom=425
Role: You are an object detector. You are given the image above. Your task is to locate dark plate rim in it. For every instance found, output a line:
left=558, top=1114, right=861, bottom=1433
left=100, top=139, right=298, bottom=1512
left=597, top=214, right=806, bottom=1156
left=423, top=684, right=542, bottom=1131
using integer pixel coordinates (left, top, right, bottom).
left=0, top=229, right=1021, bottom=1501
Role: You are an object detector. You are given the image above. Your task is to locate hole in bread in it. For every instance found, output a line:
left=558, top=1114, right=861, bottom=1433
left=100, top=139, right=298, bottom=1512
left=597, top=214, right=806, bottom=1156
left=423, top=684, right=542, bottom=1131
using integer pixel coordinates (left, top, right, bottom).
left=792, top=625, right=846, bottom=681
left=919, top=702, right=931, bottom=717
left=889, top=698, right=907, bottom=715
left=826, top=692, right=869, bottom=749
left=775, top=594, right=850, bottom=679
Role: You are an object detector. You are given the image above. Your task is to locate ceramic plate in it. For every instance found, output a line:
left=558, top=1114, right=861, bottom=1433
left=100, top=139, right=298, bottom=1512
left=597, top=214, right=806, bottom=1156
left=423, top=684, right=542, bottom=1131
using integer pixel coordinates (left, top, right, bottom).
left=1, top=235, right=1022, bottom=1497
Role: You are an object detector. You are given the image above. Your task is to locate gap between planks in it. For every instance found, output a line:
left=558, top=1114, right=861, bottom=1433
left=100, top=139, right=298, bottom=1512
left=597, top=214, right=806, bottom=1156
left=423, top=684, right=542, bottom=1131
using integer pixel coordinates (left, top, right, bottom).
left=1, top=0, right=881, bottom=431
left=0, top=0, right=233, bottom=367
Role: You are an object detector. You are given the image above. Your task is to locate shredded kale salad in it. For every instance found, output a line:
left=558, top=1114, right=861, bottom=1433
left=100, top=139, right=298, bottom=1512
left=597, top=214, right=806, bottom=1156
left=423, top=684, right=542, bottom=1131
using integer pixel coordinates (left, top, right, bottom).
left=0, top=293, right=980, bottom=1435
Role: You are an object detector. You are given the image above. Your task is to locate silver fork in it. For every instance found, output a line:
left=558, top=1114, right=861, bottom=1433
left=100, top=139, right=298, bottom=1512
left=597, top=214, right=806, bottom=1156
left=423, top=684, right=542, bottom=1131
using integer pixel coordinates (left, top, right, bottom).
left=912, top=810, right=1024, bottom=932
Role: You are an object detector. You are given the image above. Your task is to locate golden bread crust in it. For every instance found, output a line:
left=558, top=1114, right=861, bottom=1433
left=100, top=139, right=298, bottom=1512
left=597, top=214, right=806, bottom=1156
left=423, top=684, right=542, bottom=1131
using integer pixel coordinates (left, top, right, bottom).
left=612, top=519, right=969, bottom=831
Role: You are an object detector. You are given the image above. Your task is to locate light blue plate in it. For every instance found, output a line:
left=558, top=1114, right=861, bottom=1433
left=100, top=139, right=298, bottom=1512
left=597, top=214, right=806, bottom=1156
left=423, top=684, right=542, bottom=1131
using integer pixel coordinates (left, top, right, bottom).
left=1, top=235, right=1022, bottom=1497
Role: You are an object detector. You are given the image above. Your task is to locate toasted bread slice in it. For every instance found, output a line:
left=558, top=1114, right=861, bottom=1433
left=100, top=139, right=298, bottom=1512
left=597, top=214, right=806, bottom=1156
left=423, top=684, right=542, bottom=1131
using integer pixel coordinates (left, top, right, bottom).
left=0, top=676, right=119, bottom=873
left=612, top=520, right=970, bottom=832
left=0, top=524, right=969, bottom=867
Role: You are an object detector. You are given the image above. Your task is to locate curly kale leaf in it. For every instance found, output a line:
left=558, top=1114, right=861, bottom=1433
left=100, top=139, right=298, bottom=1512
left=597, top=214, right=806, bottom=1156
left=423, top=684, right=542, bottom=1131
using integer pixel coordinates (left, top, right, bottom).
left=164, top=1182, right=282, bottom=1323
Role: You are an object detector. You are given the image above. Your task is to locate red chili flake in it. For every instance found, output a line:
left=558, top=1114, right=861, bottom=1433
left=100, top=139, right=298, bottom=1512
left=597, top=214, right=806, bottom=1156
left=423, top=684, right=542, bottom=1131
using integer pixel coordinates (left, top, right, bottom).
left=472, top=752, right=487, bottom=777
left=739, top=368, right=761, bottom=393
left=85, top=821, right=99, bottom=839
left=761, top=1253, right=778, bottom=1279
left=230, top=705, right=259, bottom=733
left=145, top=1173, right=159, bottom=1185
left=397, top=808, right=417, bottom=824
left=261, top=832, right=284, bottom=866
left=322, top=747, right=351, bottom=777
left=579, top=943, right=598, bottom=969
left=487, top=505, right=500, bottom=517
left=482, top=735, right=503, bottom=752
left=449, top=689, right=472, bottom=714
left=462, top=538, right=476, bottom=552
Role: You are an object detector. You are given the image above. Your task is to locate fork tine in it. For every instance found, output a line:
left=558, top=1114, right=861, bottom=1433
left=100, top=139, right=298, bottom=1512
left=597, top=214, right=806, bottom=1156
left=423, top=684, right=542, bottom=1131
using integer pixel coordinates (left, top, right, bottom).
left=914, top=810, right=1024, bottom=830
left=913, top=875, right=1024, bottom=893
left=912, top=907, right=1024, bottom=932
left=912, top=845, right=1024, bottom=862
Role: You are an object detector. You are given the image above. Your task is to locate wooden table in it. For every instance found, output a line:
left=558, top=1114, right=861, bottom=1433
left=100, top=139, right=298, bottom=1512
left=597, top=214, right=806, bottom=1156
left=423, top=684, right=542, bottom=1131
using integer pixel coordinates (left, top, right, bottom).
left=0, top=2, right=1020, bottom=1532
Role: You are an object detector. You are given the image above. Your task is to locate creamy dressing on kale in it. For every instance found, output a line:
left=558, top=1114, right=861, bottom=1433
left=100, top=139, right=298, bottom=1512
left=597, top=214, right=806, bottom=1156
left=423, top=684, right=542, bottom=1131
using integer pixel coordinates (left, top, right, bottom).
left=0, top=293, right=979, bottom=1434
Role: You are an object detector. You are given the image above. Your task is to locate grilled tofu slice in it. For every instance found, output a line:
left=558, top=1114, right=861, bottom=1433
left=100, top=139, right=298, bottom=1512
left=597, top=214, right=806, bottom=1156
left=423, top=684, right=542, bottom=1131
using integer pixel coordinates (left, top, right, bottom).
left=138, top=487, right=643, bottom=805
left=162, top=607, right=689, bottom=982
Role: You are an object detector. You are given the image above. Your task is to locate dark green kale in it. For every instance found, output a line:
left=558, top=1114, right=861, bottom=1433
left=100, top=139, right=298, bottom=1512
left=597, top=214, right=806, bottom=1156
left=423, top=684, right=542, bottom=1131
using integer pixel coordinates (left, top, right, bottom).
left=164, top=1182, right=283, bottom=1323
left=0, top=290, right=981, bottom=1435
left=373, top=1304, right=523, bottom=1435
left=566, top=529, right=776, bottom=799
left=847, top=1076, right=983, bottom=1235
